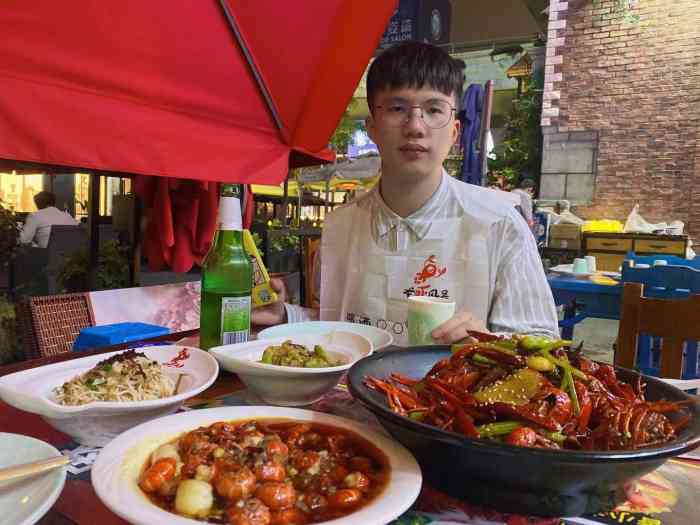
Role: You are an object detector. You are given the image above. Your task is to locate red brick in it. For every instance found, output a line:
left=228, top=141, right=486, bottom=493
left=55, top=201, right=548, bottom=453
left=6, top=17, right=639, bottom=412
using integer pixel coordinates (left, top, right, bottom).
left=544, top=0, right=700, bottom=235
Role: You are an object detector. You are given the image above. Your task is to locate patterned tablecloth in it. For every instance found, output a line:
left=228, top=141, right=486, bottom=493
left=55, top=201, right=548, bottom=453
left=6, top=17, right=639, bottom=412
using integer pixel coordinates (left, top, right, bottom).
left=37, top=381, right=699, bottom=525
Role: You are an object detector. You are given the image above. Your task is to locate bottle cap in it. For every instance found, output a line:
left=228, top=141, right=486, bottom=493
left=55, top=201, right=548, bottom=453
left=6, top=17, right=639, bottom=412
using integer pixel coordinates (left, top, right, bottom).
left=219, top=196, right=242, bottom=230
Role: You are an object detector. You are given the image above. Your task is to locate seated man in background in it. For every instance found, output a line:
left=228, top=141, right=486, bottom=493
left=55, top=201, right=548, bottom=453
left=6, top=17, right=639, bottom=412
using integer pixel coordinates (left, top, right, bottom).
left=19, top=191, right=79, bottom=248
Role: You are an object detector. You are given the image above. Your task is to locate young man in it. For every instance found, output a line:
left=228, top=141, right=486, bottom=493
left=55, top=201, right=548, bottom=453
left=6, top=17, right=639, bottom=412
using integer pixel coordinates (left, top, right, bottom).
left=254, top=42, right=558, bottom=344
left=19, top=191, right=79, bottom=248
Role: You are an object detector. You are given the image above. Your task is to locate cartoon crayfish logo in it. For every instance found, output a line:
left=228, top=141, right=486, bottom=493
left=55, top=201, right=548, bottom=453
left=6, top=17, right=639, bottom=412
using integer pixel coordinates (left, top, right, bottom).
left=414, top=255, right=447, bottom=285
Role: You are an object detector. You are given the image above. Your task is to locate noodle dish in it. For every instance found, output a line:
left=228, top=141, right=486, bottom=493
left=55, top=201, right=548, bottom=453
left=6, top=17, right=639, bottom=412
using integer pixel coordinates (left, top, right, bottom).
left=0, top=345, right=218, bottom=446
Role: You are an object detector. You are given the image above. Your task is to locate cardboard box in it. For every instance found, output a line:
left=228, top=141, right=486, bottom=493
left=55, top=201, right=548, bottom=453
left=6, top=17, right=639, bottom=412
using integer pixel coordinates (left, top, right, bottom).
left=548, top=223, right=581, bottom=250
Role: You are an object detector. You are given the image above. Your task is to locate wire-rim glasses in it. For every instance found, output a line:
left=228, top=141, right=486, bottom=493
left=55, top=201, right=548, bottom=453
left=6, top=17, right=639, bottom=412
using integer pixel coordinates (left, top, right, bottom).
left=374, top=99, right=456, bottom=129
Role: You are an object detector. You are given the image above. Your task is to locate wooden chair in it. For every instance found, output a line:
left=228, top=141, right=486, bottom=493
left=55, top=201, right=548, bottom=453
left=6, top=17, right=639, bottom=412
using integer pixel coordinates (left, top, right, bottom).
left=17, top=292, right=94, bottom=359
left=615, top=282, right=700, bottom=379
left=303, top=237, right=321, bottom=308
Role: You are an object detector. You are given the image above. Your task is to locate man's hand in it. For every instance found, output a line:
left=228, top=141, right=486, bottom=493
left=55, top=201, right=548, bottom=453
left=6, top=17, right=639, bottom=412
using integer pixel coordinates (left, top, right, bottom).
left=431, top=310, right=490, bottom=344
left=251, top=278, right=287, bottom=326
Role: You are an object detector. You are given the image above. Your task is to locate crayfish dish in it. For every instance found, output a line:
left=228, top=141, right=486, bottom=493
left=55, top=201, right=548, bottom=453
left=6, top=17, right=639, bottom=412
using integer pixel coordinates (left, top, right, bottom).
left=366, top=333, right=692, bottom=451
left=138, top=419, right=389, bottom=524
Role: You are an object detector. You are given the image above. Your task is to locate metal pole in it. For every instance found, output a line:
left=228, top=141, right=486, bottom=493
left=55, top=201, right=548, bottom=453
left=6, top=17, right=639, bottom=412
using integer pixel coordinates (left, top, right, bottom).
left=282, top=176, right=289, bottom=227
left=479, top=80, right=495, bottom=185
left=218, top=0, right=287, bottom=140
left=87, top=173, right=100, bottom=289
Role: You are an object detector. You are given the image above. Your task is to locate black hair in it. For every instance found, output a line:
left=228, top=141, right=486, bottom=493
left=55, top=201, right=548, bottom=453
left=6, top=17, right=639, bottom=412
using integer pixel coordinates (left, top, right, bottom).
left=519, top=178, right=536, bottom=190
left=33, top=191, right=56, bottom=209
left=367, top=41, right=465, bottom=112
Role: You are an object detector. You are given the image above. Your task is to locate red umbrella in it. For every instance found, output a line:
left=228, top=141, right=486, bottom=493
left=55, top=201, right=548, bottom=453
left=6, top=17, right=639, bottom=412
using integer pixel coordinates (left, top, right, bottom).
left=0, top=0, right=396, bottom=271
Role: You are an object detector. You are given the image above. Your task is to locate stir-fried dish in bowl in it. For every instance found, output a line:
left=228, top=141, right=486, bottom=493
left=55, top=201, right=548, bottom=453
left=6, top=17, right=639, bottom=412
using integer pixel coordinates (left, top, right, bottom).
left=365, top=332, right=691, bottom=451
left=139, top=419, right=389, bottom=523
left=260, top=341, right=344, bottom=368
left=348, top=334, right=700, bottom=516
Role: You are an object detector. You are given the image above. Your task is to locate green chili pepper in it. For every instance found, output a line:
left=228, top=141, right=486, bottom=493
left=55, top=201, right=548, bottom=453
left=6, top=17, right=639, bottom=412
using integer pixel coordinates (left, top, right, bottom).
left=520, top=335, right=552, bottom=351
left=492, top=339, right=518, bottom=351
left=408, top=410, right=426, bottom=421
left=562, top=363, right=581, bottom=415
left=539, top=349, right=587, bottom=380
left=451, top=343, right=468, bottom=354
left=472, top=353, right=498, bottom=366
left=476, top=420, right=521, bottom=437
left=478, top=342, right=519, bottom=357
left=548, top=431, right=567, bottom=443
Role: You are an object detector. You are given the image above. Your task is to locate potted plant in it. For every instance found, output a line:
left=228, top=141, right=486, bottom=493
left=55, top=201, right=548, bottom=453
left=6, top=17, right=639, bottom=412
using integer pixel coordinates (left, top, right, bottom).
left=0, top=202, right=20, bottom=363
left=58, top=240, right=130, bottom=292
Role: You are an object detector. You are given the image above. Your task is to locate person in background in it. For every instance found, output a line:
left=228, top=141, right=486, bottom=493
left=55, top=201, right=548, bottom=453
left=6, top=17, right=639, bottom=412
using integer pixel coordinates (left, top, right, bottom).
left=254, top=42, right=558, bottom=344
left=512, top=178, right=536, bottom=227
left=19, top=191, right=79, bottom=248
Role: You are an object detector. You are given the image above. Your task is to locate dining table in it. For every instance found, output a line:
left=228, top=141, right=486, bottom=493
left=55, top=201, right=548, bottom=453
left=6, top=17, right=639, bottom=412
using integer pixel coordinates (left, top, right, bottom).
left=1, top=329, right=699, bottom=525
left=548, top=273, right=622, bottom=340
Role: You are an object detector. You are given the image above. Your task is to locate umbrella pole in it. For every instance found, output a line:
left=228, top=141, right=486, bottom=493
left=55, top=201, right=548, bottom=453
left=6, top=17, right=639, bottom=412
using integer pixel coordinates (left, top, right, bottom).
left=282, top=175, right=289, bottom=227
left=87, top=173, right=100, bottom=289
left=324, top=178, right=330, bottom=218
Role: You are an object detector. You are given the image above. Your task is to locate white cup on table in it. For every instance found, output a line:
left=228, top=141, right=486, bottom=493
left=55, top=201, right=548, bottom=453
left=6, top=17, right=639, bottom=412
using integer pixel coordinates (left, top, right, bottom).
left=572, top=258, right=588, bottom=274
left=407, top=296, right=456, bottom=346
left=584, top=255, right=597, bottom=273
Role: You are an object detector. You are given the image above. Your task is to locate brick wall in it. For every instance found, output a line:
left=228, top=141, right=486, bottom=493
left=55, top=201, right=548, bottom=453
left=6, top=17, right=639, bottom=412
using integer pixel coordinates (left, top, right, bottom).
left=541, top=0, right=700, bottom=236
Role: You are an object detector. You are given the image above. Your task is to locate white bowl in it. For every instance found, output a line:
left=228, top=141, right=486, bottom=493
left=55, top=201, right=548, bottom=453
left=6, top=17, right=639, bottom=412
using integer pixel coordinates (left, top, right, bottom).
left=0, top=346, right=218, bottom=447
left=0, top=433, right=67, bottom=525
left=92, top=406, right=422, bottom=525
left=258, top=321, right=394, bottom=350
left=210, top=331, right=372, bottom=406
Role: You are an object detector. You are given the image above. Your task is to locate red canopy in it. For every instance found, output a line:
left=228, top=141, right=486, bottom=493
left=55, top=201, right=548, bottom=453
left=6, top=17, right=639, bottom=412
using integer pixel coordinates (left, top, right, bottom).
left=0, top=0, right=395, bottom=184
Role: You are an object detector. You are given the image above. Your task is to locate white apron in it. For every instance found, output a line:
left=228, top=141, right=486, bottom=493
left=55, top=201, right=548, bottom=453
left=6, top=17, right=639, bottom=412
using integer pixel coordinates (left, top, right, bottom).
left=320, top=201, right=492, bottom=346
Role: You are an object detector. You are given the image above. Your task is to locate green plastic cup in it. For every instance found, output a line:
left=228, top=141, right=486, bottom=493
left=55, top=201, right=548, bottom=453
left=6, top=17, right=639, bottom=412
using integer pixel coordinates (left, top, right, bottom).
left=407, top=296, right=456, bottom=346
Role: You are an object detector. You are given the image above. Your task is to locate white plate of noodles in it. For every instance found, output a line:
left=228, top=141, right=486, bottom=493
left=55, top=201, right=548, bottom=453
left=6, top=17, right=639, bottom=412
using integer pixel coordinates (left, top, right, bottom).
left=0, top=346, right=218, bottom=447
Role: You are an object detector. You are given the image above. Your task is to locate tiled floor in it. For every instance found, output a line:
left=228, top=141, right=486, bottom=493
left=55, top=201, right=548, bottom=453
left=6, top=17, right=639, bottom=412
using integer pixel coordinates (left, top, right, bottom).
left=567, top=317, right=618, bottom=364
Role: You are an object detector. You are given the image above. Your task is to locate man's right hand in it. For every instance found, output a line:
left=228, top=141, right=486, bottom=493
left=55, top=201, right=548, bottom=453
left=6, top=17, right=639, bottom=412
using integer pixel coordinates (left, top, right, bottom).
left=251, top=278, right=288, bottom=326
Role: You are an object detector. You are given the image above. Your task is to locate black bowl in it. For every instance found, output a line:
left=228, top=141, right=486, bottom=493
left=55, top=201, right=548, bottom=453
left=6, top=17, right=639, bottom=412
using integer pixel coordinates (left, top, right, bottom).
left=347, top=346, right=700, bottom=517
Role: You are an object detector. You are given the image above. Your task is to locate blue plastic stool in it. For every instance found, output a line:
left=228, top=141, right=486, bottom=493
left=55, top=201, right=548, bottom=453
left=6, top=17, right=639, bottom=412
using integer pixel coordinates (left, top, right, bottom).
left=73, top=322, right=170, bottom=351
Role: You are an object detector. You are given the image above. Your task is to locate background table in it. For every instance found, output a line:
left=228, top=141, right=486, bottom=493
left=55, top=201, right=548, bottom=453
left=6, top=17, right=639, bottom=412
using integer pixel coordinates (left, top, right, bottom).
left=548, top=274, right=621, bottom=339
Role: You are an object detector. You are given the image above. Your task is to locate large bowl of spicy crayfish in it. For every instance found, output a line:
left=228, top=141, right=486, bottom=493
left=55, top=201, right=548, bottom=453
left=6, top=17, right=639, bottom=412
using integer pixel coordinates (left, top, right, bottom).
left=347, top=332, right=700, bottom=517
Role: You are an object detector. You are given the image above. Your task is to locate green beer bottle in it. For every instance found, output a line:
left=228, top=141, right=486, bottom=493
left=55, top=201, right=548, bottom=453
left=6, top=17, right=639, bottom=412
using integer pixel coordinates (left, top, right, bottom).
left=200, top=184, right=253, bottom=349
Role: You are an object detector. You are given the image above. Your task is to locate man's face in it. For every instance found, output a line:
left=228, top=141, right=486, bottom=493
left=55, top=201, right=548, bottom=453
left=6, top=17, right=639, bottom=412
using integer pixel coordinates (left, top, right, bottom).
left=366, top=87, right=460, bottom=182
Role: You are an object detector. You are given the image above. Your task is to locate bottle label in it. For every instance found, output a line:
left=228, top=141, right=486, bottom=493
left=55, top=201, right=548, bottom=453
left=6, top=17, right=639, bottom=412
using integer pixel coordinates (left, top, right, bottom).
left=220, top=296, right=251, bottom=344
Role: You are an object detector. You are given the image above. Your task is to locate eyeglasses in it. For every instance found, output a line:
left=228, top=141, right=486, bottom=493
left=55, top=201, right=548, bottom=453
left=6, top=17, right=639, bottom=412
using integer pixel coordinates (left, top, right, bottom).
left=374, top=99, right=456, bottom=129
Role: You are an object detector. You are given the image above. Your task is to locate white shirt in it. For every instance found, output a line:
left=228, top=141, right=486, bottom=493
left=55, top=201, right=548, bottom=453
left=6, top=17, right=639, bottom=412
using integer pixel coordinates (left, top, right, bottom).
left=512, top=188, right=534, bottom=223
left=19, top=206, right=79, bottom=248
left=286, top=173, right=559, bottom=338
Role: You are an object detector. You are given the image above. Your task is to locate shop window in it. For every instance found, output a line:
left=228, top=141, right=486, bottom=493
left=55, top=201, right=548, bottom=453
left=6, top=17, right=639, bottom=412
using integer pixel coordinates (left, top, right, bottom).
left=0, top=171, right=44, bottom=212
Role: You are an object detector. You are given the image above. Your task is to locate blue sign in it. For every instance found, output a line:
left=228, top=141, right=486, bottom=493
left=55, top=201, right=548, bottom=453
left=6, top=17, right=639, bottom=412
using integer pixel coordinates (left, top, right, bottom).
left=378, top=0, right=451, bottom=50
left=379, top=0, right=419, bottom=49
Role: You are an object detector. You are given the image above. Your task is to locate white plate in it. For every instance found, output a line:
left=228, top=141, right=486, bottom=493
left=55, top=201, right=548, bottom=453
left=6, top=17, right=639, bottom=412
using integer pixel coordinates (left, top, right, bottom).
left=92, top=406, right=422, bottom=525
left=0, top=346, right=219, bottom=446
left=0, top=433, right=66, bottom=525
left=258, top=321, right=394, bottom=350
left=210, top=332, right=373, bottom=406
left=550, top=264, right=621, bottom=279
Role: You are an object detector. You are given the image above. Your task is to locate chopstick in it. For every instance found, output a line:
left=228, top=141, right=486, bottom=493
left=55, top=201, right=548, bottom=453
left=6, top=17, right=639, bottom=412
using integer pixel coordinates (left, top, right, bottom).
left=0, top=455, right=70, bottom=483
left=174, top=373, right=185, bottom=394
